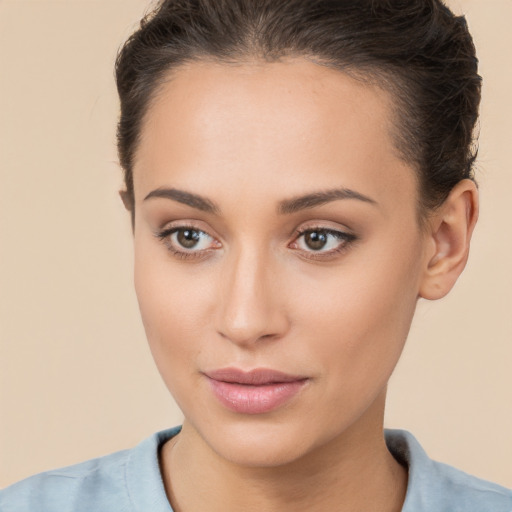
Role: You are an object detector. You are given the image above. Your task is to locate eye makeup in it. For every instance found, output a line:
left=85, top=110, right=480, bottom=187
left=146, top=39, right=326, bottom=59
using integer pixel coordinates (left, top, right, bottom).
left=154, top=220, right=358, bottom=263
left=289, top=226, right=357, bottom=261
left=155, top=224, right=221, bottom=261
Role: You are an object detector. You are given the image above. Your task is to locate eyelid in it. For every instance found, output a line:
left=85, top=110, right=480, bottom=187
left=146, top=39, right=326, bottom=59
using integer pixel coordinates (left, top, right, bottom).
left=155, top=220, right=222, bottom=260
left=154, top=219, right=357, bottom=262
left=291, top=220, right=355, bottom=241
left=289, top=223, right=357, bottom=260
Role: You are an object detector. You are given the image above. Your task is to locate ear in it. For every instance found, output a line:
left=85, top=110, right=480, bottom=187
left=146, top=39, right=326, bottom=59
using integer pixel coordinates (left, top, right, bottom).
left=119, top=190, right=133, bottom=212
left=119, top=190, right=136, bottom=231
left=419, top=179, right=479, bottom=300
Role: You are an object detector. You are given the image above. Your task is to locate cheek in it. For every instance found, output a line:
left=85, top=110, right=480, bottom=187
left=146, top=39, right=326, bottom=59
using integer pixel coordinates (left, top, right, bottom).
left=134, top=255, right=219, bottom=418
left=133, top=242, right=214, bottom=379
left=288, top=233, right=423, bottom=395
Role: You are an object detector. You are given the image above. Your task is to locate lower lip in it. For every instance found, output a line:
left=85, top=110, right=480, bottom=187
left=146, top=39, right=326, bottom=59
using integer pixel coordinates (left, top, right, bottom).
left=207, top=378, right=307, bottom=414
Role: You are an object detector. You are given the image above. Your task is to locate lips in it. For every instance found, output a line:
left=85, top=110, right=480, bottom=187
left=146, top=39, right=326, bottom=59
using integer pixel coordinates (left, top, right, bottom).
left=204, top=368, right=308, bottom=414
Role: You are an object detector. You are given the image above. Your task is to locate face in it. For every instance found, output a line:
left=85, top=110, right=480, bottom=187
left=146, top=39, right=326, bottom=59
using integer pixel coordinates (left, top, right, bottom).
left=132, top=59, right=429, bottom=467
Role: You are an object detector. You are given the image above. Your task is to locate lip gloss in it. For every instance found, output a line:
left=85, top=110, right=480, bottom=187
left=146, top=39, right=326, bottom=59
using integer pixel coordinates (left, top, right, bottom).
left=205, top=368, right=308, bottom=414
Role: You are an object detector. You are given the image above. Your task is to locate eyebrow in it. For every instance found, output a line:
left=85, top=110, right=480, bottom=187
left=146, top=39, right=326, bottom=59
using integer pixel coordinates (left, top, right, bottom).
left=143, top=186, right=377, bottom=215
left=144, top=188, right=219, bottom=214
left=277, top=188, right=377, bottom=214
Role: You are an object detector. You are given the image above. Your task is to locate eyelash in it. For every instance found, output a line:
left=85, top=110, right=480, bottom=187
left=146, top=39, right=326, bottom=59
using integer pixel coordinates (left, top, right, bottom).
left=290, top=227, right=357, bottom=261
left=155, top=225, right=219, bottom=260
left=155, top=224, right=357, bottom=261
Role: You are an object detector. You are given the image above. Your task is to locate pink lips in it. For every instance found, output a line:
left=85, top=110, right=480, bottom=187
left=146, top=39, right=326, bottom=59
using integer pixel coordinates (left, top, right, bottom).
left=204, top=368, right=308, bottom=414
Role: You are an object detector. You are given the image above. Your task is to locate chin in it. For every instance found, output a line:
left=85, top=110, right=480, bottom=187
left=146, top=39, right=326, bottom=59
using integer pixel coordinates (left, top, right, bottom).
left=204, top=420, right=316, bottom=468
left=185, top=404, right=364, bottom=470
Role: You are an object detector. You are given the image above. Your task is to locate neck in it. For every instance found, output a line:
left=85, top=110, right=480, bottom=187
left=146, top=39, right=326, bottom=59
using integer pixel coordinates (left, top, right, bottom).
left=160, top=394, right=407, bottom=512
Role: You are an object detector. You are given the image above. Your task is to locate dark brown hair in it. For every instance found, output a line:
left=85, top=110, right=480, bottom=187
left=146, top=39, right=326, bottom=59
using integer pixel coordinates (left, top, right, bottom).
left=115, top=0, right=481, bottom=222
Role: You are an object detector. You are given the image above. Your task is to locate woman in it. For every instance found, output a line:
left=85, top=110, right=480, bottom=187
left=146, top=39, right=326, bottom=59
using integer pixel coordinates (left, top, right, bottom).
left=1, top=0, right=511, bottom=510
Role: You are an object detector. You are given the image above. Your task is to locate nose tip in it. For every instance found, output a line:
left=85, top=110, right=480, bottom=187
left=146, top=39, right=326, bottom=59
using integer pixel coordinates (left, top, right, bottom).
left=217, top=291, right=289, bottom=347
left=218, top=315, right=281, bottom=346
left=217, top=322, right=280, bottom=346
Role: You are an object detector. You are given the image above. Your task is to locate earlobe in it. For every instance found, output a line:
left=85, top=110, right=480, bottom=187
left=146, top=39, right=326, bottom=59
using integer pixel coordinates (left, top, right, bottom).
left=419, top=179, right=479, bottom=300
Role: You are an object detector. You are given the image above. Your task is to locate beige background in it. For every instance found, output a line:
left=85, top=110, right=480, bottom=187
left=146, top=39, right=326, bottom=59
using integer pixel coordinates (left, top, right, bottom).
left=0, top=0, right=511, bottom=489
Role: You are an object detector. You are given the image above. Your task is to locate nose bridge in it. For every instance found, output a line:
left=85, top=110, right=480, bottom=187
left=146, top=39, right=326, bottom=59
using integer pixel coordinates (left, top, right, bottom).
left=216, top=241, right=287, bottom=346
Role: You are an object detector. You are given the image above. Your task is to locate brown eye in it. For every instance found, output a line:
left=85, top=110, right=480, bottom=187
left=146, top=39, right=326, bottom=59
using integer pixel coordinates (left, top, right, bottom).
left=304, top=231, right=329, bottom=251
left=156, top=225, right=220, bottom=257
left=176, top=228, right=201, bottom=249
left=292, top=228, right=356, bottom=256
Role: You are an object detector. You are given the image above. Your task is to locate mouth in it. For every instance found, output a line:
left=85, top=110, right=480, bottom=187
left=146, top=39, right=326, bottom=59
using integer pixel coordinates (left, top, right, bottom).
left=203, top=367, right=309, bottom=414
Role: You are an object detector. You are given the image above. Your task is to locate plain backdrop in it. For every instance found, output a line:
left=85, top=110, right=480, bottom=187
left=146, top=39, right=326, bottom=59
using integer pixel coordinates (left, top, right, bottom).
left=1, top=0, right=511, bottom=489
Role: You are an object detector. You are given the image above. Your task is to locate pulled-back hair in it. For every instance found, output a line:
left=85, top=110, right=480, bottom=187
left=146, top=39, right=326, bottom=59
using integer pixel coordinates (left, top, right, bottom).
left=115, top=0, right=481, bottom=219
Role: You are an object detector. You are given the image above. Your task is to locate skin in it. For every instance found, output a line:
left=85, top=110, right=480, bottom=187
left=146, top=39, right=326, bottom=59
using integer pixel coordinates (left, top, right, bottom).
left=130, top=58, right=478, bottom=512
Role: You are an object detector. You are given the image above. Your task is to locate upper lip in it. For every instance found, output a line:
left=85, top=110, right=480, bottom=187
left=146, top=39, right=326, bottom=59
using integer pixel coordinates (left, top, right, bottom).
left=204, top=367, right=308, bottom=385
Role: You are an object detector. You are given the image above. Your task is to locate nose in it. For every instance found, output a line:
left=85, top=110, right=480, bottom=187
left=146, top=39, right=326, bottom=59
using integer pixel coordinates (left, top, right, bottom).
left=215, top=246, right=290, bottom=347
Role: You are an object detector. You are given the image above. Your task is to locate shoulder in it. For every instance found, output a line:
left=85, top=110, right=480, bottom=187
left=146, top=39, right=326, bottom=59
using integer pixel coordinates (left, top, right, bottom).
left=385, top=429, right=512, bottom=512
left=0, top=427, right=180, bottom=512
left=0, top=447, right=132, bottom=512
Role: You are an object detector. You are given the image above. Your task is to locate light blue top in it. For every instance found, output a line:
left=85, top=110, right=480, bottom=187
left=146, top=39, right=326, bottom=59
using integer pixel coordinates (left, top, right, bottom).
left=1, top=427, right=511, bottom=511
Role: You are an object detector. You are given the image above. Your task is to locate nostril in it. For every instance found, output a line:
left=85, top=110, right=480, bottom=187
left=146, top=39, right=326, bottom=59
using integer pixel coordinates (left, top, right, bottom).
left=216, top=326, right=283, bottom=346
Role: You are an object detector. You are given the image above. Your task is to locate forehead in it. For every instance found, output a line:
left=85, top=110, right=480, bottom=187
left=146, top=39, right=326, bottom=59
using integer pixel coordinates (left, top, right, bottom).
left=133, top=58, right=416, bottom=212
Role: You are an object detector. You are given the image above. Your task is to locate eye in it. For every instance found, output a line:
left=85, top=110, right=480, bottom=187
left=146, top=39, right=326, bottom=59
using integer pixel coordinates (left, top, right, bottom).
left=172, top=228, right=212, bottom=250
left=156, top=225, right=221, bottom=259
left=290, top=228, right=356, bottom=257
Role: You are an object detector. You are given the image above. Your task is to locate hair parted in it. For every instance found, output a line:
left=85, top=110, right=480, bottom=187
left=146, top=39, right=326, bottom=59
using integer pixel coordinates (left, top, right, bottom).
left=115, top=0, right=481, bottom=220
